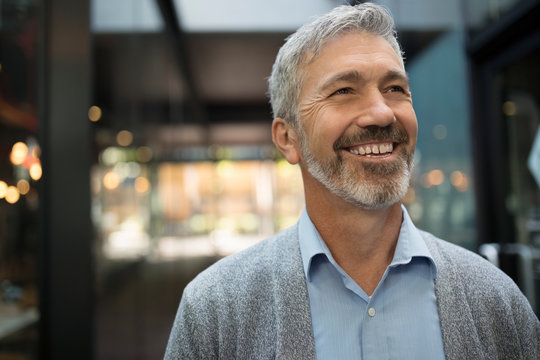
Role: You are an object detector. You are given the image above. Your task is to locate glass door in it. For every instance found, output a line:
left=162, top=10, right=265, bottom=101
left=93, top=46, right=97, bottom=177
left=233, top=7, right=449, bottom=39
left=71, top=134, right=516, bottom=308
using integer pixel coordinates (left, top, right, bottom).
left=500, top=47, right=540, bottom=312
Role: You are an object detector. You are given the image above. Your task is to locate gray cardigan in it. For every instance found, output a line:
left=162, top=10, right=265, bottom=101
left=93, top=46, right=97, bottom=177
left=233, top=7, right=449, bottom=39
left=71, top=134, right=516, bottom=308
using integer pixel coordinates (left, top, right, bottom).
left=165, top=225, right=540, bottom=359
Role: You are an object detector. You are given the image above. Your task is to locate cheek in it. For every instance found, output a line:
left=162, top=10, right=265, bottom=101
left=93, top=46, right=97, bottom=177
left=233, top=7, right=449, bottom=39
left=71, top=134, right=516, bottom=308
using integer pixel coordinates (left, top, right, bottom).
left=298, top=99, right=326, bottom=130
left=298, top=103, right=332, bottom=144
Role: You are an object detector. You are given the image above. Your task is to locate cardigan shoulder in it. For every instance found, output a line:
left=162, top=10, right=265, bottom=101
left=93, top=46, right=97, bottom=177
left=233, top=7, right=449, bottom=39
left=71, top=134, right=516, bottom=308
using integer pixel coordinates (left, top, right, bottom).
left=165, top=225, right=314, bottom=360
left=421, top=231, right=524, bottom=302
left=184, top=225, right=299, bottom=299
left=421, top=231, right=539, bottom=359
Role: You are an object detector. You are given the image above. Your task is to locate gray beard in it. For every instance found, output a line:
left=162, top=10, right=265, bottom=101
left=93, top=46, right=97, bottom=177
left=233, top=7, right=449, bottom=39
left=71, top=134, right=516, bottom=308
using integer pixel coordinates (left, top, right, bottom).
left=298, top=126, right=413, bottom=210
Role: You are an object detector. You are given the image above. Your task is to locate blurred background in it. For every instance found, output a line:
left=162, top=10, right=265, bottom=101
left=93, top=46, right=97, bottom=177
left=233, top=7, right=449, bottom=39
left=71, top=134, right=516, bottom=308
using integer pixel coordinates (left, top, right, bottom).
left=1, top=0, right=539, bottom=358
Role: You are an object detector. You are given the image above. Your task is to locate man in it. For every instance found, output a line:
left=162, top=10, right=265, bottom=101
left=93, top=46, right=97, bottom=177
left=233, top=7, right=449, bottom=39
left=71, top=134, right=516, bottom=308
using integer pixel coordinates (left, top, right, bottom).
left=165, top=3, right=539, bottom=359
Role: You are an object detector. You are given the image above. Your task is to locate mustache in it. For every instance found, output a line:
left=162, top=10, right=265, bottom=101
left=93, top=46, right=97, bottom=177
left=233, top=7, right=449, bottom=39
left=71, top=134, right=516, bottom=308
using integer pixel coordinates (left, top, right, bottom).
left=333, top=125, right=409, bottom=151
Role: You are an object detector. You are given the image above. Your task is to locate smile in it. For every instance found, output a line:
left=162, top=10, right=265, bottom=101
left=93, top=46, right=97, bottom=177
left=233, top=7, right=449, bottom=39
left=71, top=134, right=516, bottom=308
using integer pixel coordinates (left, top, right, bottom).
left=346, top=142, right=394, bottom=157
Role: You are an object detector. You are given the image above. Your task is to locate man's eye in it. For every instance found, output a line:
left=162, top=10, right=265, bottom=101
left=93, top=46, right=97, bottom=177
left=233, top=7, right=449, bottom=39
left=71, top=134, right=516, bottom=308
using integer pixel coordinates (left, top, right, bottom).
left=387, top=86, right=405, bottom=93
left=332, top=88, right=350, bottom=95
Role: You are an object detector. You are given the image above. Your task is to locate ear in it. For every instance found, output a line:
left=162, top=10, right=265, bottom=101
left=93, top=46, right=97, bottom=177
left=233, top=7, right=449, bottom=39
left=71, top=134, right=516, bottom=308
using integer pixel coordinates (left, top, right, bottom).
left=272, top=117, right=301, bottom=165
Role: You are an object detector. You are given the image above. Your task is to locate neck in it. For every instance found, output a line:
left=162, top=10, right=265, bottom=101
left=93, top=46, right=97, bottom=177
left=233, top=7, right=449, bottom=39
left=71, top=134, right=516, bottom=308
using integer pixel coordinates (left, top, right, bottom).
left=304, top=177, right=404, bottom=295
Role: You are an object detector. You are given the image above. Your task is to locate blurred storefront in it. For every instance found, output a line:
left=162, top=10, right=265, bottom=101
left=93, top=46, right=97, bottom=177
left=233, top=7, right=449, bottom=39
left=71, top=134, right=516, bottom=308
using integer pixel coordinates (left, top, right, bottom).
left=1, top=0, right=539, bottom=359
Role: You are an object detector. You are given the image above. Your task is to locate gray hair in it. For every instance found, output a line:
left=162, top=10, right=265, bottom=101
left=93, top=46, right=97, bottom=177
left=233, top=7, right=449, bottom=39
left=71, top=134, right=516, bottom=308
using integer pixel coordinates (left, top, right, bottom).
left=268, top=3, right=403, bottom=127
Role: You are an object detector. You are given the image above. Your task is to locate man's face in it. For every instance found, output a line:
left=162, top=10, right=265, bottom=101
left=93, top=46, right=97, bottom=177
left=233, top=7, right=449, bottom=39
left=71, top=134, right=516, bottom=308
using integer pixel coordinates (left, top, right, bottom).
left=295, top=31, right=418, bottom=209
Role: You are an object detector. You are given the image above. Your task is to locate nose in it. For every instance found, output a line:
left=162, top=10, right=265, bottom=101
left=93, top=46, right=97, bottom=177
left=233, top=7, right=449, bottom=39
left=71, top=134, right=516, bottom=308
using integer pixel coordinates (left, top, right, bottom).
left=355, top=90, right=396, bottom=128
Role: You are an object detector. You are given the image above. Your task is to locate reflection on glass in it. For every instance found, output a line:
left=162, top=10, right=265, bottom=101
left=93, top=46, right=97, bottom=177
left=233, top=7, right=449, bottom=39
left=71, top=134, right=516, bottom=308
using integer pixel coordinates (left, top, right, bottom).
left=464, top=0, right=522, bottom=33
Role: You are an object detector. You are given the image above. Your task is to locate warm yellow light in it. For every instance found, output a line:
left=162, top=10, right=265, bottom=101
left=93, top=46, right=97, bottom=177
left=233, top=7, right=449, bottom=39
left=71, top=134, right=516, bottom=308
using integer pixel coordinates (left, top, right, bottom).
left=427, top=169, right=445, bottom=186
left=30, top=163, right=42, bottom=180
left=0, top=181, right=7, bottom=198
left=10, top=142, right=28, bottom=165
left=103, top=171, right=120, bottom=190
left=88, top=105, right=102, bottom=122
left=503, top=101, right=517, bottom=116
left=451, top=171, right=469, bottom=192
left=134, top=177, right=150, bottom=193
left=17, top=179, right=30, bottom=195
left=117, top=130, right=133, bottom=147
left=136, top=146, right=153, bottom=163
left=5, top=186, right=20, bottom=204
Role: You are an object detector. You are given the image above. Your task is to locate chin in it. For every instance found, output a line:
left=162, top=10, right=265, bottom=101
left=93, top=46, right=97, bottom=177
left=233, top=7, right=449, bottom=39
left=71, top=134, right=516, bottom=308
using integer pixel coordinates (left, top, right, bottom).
left=337, top=181, right=408, bottom=210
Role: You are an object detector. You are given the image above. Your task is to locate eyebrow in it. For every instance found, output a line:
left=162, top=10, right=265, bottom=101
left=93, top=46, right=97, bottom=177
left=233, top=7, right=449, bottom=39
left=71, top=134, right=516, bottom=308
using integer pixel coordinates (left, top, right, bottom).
left=382, top=70, right=410, bottom=88
left=318, top=69, right=410, bottom=93
left=318, top=70, right=361, bottom=92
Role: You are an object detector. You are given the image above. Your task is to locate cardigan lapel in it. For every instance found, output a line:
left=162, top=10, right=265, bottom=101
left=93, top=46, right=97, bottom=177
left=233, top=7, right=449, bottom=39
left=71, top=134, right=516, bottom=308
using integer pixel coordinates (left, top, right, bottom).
left=272, top=225, right=317, bottom=359
left=423, top=233, right=485, bottom=360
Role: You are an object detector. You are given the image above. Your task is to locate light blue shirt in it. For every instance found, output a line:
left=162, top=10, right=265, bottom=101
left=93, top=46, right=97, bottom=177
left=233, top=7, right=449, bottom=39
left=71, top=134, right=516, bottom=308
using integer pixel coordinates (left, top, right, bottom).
left=298, top=206, right=445, bottom=360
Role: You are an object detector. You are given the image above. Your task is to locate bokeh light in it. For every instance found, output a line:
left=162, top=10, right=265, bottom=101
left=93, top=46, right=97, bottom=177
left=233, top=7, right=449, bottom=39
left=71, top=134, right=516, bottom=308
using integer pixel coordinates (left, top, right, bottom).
left=136, top=146, right=153, bottom=163
left=10, top=142, right=28, bottom=165
left=134, top=177, right=150, bottom=193
left=433, top=124, right=448, bottom=140
left=450, top=170, right=469, bottom=192
left=422, top=169, right=445, bottom=188
left=103, top=171, right=120, bottom=190
left=88, top=105, right=103, bottom=122
left=30, top=163, right=42, bottom=180
left=0, top=181, right=7, bottom=198
left=117, top=130, right=133, bottom=147
left=502, top=101, right=517, bottom=116
left=5, top=186, right=20, bottom=204
left=17, top=179, right=30, bottom=195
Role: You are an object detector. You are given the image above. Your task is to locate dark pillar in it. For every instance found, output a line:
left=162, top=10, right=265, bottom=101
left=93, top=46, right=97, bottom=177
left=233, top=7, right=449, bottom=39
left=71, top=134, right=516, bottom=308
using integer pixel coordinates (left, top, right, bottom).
left=39, top=0, right=93, bottom=358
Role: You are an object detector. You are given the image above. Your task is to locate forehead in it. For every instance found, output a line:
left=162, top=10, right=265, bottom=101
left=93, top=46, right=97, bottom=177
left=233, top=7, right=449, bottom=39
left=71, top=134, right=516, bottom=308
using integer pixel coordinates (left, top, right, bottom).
left=303, top=31, right=403, bottom=74
left=298, top=32, right=404, bottom=93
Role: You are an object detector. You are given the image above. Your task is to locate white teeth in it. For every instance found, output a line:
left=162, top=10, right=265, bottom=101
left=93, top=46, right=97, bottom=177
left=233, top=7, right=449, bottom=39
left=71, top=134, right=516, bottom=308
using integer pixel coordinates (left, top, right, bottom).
left=348, top=143, right=393, bottom=156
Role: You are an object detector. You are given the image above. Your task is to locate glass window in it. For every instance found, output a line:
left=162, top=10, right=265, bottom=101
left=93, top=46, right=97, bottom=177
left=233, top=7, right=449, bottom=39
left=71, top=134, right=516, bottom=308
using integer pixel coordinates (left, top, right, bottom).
left=0, top=0, right=41, bottom=358
left=406, top=30, right=476, bottom=250
left=464, top=0, right=524, bottom=34
left=499, top=47, right=540, bottom=312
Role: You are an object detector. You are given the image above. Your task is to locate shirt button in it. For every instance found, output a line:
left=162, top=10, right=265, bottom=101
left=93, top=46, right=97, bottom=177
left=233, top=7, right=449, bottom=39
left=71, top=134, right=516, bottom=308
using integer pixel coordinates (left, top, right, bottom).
left=368, top=307, right=376, bottom=317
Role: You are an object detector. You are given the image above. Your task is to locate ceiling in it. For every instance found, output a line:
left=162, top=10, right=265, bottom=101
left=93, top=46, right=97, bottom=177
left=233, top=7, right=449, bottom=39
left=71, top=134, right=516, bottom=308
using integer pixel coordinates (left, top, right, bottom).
left=93, top=0, right=445, bottom=142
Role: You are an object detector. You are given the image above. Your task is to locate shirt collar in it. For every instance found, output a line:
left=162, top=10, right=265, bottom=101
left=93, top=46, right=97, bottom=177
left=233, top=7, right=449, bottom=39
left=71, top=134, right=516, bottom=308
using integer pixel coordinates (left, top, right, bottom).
left=298, top=208, right=328, bottom=281
left=298, top=205, right=437, bottom=282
